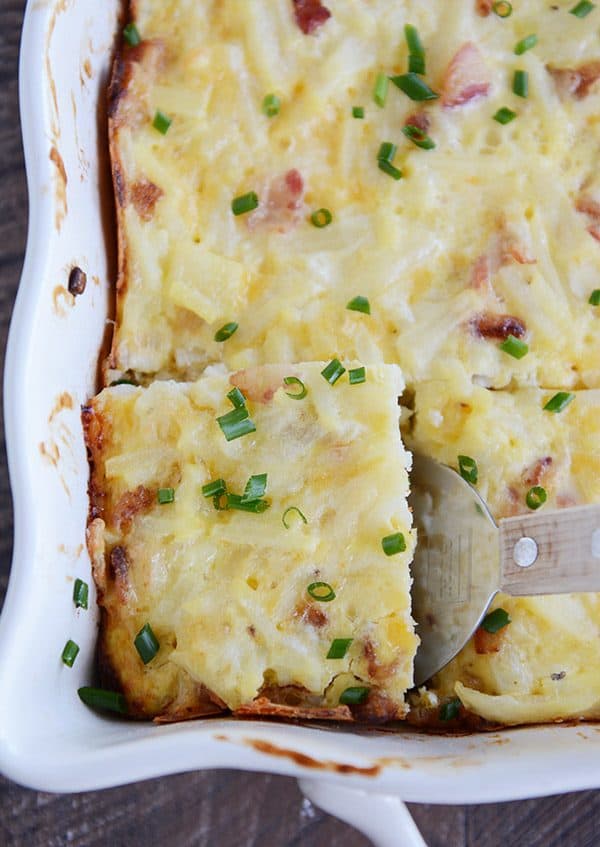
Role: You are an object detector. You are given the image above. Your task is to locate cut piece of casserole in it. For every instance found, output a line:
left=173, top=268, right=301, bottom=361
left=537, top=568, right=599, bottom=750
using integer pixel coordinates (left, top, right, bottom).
left=405, top=367, right=600, bottom=727
left=84, top=363, right=418, bottom=721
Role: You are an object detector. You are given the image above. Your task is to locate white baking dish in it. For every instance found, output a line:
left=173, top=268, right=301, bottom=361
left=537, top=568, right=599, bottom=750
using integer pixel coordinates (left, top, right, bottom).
left=1, top=2, right=599, bottom=843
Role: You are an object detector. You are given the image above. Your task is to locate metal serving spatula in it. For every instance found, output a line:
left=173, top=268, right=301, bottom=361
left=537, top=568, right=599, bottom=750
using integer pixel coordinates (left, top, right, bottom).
left=409, top=454, right=600, bottom=686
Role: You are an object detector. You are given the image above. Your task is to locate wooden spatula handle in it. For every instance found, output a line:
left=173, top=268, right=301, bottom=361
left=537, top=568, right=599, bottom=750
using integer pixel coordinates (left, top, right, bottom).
left=499, top=503, right=600, bottom=595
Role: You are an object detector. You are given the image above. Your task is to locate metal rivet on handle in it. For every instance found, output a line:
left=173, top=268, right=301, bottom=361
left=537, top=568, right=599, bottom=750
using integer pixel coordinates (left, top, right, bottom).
left=513, top=536, right=538, bottom=568
left=592, top=528, right=600, bottom=560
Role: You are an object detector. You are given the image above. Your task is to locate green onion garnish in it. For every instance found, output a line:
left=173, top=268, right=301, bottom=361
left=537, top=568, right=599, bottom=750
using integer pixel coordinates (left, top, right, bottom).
left=227, top=386, right=246, bottom=409
left=214, top=322, right=239, bottom=342
left=404, top=24, right=426, bottom=75
left=311, top=208, right=333, bottom=228
left=241, top=473, right=268, bottom=503
left=307, top=581, right=335, bottom=602
left=373, top=73, right=389, bottom=107
left=225, top=493, right=270, bottom=513
left=378, top=160, right=403, bottom=180
left=78, top=687, right=127, bottom=714
left=492, top=0, right=513, bottom=17
left=123, top=23, right=141, bottom=47
left=570, top=0, right=595, bottom=16
left=346, top=295, right=371, bottom=314
left=408, top=54, right=426, bottom=75
left=390, top=73, right=439, bottom=102
left=283, top=376, right=308, bottom=399
left=589, top=289, right=600, bottom=305
left=513, top=70, right=529, bottom=98
left=134, top=623, right=160, bottom=664
left=458, top=455, right=478, bottom=485
left=526, top=486, right=547, bottom=510
left=381, top=532, right=407, bottom=556
left=217, top=406, right=256, bottom=441
left=499, top=334, right=529, bottom=359
left=73, top=578, right=89, bottom=610
left=61, top=640, right=80, bottom=668
left=282, top=506, right=308, bottom=528
left=152, top=110, right=172, bottom=135
left=543, top=392, right=575, bottom=413
left=349, top=367, right=366, bottom=385
left=481, top=607, right=511, bottom=633
left=439, top=698, right=461, bottom=721
left=352, top=106, right=365, bottom=119
left=232, top=192, right=259, bottom=216
left=262, top=93, right=281, bottom=117
left=493, top=107, right=517, bottom=125
left=402, top=124, right=436, bottom=150
left=377, top=141, right=398, bottom=163
left=202, top=478, right=227, bottom=498
left=321, top=358, right=346, bottom=385
left=327, top=638, right=353, bottom=659
left=340, top=686, right=370, bottom=705
left=515, top=34, right=537, bottom=55
left=157, top=487, right=175, bottom=505
left=213, top=493, right=229, bottom=511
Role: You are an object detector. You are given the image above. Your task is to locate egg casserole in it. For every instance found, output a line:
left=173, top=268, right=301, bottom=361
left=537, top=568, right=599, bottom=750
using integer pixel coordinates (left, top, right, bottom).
left=88, top=0, right=600, bottom=726
left=84, top=364, right=417, bottom=721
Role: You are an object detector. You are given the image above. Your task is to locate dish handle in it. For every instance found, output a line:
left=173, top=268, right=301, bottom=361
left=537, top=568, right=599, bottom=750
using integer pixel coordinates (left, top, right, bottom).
left=298, top=778, right=427, bottom=847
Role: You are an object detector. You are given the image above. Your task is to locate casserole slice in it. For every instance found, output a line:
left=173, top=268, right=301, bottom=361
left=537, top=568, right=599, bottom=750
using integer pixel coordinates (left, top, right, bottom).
left=84, top=363, right=417, bottom=722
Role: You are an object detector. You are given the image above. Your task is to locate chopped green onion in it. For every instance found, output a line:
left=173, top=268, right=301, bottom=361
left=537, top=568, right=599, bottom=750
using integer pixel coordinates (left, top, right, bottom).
left=492, top=0, right=513, bottom=17
left=439, top=698, right=461, bottom=721
left=110, top=378, right=137, bottom=387
left=352, top=106, right=365, bottom=119
left=349, top=367, right=366, bottom=385
left=526, top=486, right=547, bottom=510
left=381, top=532, right=407, bottom=556
left=310, top=208, right=333, bottom=228
left=152, top=110, right=172, bottom=135
left=157, top=487, right=175, bottom=505
left=378, top=160, right=403, bottom=180
left=390, top=73, right=439, bottom=102
left=73, top=578, right=89, bottom=610
left=589, top=289, right=600, bottom=305
left=402, top=124, right=436, bottom=150
left=481, top=607, right=511, bottom=633
left=346, top=295, right=371, bottom=314
left=282, top=506, right=308, bottom=528
left=61, top=640, right=80, bottom=668
left=123, top=22, right=141, bottom=47
left=214, top=322, right=239, bottom=342
left=458, top=455, right=478, bottom=485
left=213, top=493, right=229, bottom=511
left=134, top=623, right=160, bottom=664
left=283, top=376, right=307, bottom=399
left=307, top=581, right=335, bottom=602
left=78, top=686, right=127, bottom=714
left=321, top=358, right=346, bottom=385
left=543, top=392, right=575, bottom=413
left=327, top=638, right=353, bottom=659
left=227, top=386, right=246, bottom=409
left=262, top=93, right=281, bottom=117
left=570, top=0, right=595, bottom=16
left=241, top=473, right=268, bottom=503
left=514, top=34, right=538, bottom=55
left=513, top=69, right=529, bottom=98
left=225, top=493, right=270, bottom=513
left=493, top=107, right=517, bottom=124
left=340, top=686, right=370, bottom=705
left=408, top=54, right=426, bottom=75
left=377, top=141, right=398, bottom=163
left=404, top=24, right=426, bottom=75
left=373, top=72, right=389, bottom=107
left=202, top=478, right=227, bottom=498
left=232, top=192, right=259, bottom=216
left=217, top=406, right=257, bottom=441
left=499, top=334, right=529, bottom=359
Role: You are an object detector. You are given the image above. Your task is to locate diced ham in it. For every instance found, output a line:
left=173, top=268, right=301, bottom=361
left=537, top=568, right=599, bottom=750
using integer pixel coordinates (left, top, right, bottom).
left=474, top=626, right=504, bottom=654
left=441, top=42, right=491, bottom=108
left=292, top=0, right=331, bottom=35
left=548, top=61, right=600, bottom=99
left=476, top=0, right=493, bottom=15
left=588, top=225, right=600, bottom=242
left=247, top=169, right=305, bottom=233
left=522, top=456, right=553, bottom=487
left=470, top=312, right=527, bottom=340
left=404, top=112, right=430, bottom=133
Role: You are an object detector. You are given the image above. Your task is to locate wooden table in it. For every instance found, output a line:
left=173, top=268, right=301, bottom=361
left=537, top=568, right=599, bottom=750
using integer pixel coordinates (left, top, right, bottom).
left=1, top=2, right=599, bottom=844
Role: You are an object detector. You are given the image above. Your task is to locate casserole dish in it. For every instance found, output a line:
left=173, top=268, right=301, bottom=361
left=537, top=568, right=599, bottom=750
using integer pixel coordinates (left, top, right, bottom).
left=1, top=1, right=599, bottom=843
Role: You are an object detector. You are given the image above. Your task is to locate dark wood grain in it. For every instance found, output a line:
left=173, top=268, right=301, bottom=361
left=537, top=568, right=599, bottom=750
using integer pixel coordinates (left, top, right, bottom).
left=0, top=2, right=598, bottom=845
